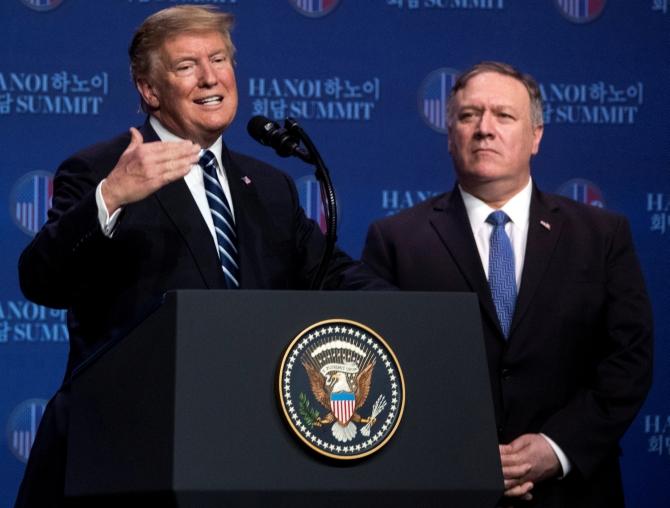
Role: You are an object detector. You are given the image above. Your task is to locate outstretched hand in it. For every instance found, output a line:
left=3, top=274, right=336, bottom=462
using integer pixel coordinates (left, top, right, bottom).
left=101, top=127, right=201, bottom=213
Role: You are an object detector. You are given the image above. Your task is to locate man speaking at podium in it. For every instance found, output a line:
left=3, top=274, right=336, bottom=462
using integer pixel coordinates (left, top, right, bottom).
left=362, top=62, right=653, bottom=507
left=15, top=6, right=383, bottom=507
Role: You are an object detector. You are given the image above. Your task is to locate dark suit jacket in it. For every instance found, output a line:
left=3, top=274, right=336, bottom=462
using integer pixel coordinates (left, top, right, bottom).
left=362, top=185, right=653, bottom=508
left=19, top=122, right=379, bottom=380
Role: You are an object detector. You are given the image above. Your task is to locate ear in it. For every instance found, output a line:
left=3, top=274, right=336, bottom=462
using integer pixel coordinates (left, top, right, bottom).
left=531, top=124, right=543, bottom=155
left=136, top=77, right=161, bottom=110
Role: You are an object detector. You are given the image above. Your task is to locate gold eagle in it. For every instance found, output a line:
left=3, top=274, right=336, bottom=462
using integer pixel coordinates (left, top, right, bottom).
left=302, top=358, right=375, bottom=427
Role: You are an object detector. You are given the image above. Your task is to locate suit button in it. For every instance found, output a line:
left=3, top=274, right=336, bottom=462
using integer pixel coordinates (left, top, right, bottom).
left=501, top=368, right=511, bottom=380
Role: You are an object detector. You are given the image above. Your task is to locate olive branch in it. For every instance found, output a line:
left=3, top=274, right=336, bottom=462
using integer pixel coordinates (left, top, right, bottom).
left=298, top=392, right=320, bottom=428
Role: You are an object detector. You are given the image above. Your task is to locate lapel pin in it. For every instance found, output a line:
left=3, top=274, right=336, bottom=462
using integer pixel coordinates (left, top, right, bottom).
left=241, top=176, right=252, bottom=185
left=540, top=220, right=551, bottom=231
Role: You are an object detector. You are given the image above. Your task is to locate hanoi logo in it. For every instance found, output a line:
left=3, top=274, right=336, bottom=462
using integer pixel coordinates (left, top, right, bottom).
left=418, top=67, right=460, bottom=134
left=20, top=0, right=63, bottom=11
left=279, top=319, right=405, bottom=459
left=10, top=171, right=54, bottom=236
left=557, top=178, right=605, bottom=208
left=6, top=398, right=47, bottom=463
left=555, top=0, right=606, bottom=23
left=289, top=0, right=340, bottom=18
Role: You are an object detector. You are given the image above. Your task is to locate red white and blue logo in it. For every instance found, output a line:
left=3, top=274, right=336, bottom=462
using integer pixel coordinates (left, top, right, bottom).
left=418, top=68, right=460, bottom=134
left=279, top=319, right=405, bottom=460
left=557, top=178, right=606, bottom=208
left=297, top=174, right=328, bottom=233
left=6, top=398, right=47, bottom=463
left=555, top=0, right=606, bottom=24
left=289, top=0, right=340, bottom=18
left=20, top=0, right=63, bottom=12
left=11, top=171, right=54, bottom=236
left=331, top=391, right=356, bottom=425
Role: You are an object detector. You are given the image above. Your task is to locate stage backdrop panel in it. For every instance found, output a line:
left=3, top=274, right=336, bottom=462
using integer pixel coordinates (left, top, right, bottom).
left=1, top=1, right=668, bottom=507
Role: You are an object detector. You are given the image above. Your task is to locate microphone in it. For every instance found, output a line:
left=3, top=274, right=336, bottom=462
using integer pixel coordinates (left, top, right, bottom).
left=246, top=115, right=310, bottom=161
left=247, top=115, right=337, bottom=289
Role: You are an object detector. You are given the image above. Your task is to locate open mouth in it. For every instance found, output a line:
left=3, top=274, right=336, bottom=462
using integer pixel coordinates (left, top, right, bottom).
left=194, top=95, right=223, bottom=105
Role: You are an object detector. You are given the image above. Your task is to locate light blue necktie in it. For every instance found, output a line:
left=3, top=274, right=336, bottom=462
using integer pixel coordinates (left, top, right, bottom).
left=199, top=150, right=240, bottom=289
left=486, top=210, right=516, bottom=338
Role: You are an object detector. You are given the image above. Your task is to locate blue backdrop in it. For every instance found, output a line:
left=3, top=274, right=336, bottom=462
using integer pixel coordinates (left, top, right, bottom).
left=1, top=1, right=668, bottom=507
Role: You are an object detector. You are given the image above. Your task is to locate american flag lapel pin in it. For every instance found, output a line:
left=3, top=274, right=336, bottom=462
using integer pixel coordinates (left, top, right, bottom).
left=540, top=220, right=551, bottom=231
left=241, top=176, right=252, bottom=185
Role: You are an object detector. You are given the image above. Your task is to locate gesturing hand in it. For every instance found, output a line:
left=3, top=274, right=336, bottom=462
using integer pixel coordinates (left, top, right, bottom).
left=101, top=127, right=201, bottom=213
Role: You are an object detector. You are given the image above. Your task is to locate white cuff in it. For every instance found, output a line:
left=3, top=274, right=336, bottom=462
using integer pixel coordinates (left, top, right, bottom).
left=540, top=433, right=571, bottom=478
left=96, top=180, right=122, bottom=237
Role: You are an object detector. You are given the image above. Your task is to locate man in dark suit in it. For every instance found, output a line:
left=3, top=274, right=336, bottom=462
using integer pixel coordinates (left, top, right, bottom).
left=15, top=6, right=384, bottom=507
left=362, top=61, right=652, bottom=507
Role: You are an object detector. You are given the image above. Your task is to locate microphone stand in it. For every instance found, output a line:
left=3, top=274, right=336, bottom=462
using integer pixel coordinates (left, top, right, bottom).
left=284, top=118, right=337, bottom=290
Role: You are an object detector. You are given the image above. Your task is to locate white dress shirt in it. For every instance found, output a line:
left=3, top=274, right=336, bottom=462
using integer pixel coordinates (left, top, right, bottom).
left=96, top=117, right=235, bottom=256
left=459, top=178, right=571, bottom=477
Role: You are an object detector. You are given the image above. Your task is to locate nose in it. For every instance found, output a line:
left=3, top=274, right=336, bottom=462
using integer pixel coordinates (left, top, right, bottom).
left=198, top=61, right=218, bottom=87
left=474, top=111, right=495, bottom=140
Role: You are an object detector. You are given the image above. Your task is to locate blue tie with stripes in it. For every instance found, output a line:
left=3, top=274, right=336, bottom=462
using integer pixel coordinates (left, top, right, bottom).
left=199, top=150, right=240, bottom=289
left=486, top=210, right=516, bottom=338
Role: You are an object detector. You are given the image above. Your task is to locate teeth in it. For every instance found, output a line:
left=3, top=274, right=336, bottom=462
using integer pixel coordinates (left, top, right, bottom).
left=196, top=96, right=222, bottom=105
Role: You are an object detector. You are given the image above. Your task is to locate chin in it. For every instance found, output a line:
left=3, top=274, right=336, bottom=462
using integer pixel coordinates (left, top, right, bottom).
left=464, top=166, right=503, bottom=179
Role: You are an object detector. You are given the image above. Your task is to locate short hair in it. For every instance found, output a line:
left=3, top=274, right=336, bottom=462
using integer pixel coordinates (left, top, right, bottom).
left=446, top=61, right=544, bottom=128
left=129, top=5, right=236, bottom=85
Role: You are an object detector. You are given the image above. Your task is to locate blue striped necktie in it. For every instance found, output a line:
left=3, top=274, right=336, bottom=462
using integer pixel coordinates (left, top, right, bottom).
left=486, top=210, right=516, bottom=338
left=199, top=150, right=240, bottom=289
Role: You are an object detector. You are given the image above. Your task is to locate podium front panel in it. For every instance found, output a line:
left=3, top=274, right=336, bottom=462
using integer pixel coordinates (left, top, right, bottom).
left=67, top=290, right=502, bottom=507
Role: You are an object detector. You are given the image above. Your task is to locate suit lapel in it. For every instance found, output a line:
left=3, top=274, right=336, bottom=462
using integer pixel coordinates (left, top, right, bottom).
left=140, top=121, right=227, bottom=289
left=509, top=187, right=563, bottom=336
left=429, top=187, right=502, bottom=336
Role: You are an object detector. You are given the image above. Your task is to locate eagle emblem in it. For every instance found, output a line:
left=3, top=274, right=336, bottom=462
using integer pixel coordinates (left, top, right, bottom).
left=279, top=319, right=405, bottom=459
left=302, top=341, right=377, bottom=442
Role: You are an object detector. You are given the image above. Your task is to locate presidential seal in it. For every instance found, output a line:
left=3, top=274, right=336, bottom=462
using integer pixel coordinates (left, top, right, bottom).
left=278, top=319, right=405, bottom=460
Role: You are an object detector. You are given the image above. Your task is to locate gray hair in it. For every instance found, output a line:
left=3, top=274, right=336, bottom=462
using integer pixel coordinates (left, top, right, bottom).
left=446, top=61, right=544, bottom=128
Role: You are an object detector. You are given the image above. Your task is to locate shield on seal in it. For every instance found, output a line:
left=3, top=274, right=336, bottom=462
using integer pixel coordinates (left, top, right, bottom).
left=330, top=391, right=356, bottom=424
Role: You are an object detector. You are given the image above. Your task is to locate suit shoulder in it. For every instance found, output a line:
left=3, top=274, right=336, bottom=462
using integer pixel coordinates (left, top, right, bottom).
left=72, top=131, right=132, bottom=161
left=543, top=191, right=627, bottom=226
left=61, top=131, right=133, bottom=176
left=539, top=191, right=635, bottom=248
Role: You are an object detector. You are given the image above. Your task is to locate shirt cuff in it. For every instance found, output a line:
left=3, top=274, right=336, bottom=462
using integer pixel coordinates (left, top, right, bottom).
left=96, top=179, right=122, bottom=237
left=540, top=433, right=571, bottom=478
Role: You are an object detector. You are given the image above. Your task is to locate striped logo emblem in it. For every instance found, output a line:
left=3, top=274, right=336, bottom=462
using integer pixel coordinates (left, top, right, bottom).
left=289, top=0, right=340, bottom=18
left=557, top=178, right=606, bottom=208
left=297, top=175, right=328, bottom=233
left=11, top=171, right=54, bottom=236
left=418, top=68, right=459, bottom=134
left=555, top=0, right=606, bottom=23
left=6, top=399, right=47, bottom=463
left=20, top=0, right=63, bottom=12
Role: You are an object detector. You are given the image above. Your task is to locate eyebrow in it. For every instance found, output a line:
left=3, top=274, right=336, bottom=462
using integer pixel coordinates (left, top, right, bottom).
left=169, top=48, right=228, bottom=63
left=458, top=103, right=517, bottom=111
left=457, top=103, right=521, bottom=117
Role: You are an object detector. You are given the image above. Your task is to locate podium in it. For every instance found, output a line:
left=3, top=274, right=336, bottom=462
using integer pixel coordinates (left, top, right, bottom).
left=65, top=290, right=502, bottom=507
